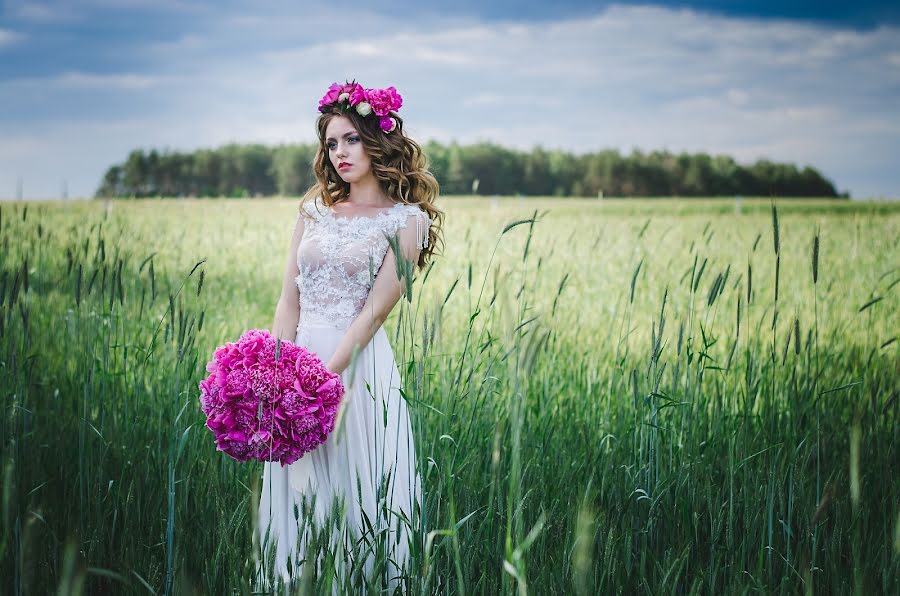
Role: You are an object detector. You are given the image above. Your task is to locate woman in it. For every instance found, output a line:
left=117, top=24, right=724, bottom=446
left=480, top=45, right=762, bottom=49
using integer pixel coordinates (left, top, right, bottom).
left=256, top=80, right=443, bottom=592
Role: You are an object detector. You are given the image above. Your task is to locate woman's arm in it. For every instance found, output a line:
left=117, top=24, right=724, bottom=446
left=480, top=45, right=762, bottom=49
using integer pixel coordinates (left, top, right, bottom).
left=326, top=213, right=423, bottom=375
left=270, top=213, right=306, bottom=341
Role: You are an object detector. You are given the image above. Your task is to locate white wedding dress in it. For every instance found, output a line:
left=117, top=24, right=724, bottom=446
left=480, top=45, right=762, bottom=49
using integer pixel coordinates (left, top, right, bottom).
left=256, top=196, right=428, bottom=592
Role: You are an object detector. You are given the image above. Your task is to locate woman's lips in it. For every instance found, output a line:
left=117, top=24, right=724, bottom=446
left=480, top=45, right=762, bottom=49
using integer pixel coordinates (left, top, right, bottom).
left=338, top=163, right=352, bottom=171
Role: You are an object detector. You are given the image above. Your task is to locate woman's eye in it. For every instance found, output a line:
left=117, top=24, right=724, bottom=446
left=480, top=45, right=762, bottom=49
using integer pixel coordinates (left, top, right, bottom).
left=349, top=136, right=359, bottom=143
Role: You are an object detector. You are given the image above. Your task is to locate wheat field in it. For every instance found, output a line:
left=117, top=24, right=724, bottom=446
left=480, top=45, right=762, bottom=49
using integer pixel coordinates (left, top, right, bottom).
left=1, top=196, right=898, bottom=594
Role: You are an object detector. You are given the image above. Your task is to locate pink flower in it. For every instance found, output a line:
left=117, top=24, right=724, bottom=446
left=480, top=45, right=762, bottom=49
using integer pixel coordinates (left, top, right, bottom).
left=366, top=86, right=403, bottom=116
left=318, top=83, right=344, bottom=113
left=198, top=329, right=345, bottom=465
left=347, top=83, right=367, bottom=106
left=379, top=115, right=397, bottom=132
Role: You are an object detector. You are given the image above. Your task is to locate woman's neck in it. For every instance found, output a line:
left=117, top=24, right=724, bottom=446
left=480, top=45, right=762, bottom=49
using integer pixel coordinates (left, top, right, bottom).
left=346, top=174, right=394, bottom=208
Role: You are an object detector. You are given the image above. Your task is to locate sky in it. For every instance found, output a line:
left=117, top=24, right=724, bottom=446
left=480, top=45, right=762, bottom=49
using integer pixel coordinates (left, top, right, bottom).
left=1, top=0, right=899, bottom=199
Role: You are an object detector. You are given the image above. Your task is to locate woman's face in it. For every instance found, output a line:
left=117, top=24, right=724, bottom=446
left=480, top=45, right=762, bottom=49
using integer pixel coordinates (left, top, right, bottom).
left=324, top=115, right=371, bottom=184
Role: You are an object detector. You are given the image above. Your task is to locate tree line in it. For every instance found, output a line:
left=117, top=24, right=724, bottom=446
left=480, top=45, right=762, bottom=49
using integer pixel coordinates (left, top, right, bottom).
left=96, top=141, right=842, bottom=199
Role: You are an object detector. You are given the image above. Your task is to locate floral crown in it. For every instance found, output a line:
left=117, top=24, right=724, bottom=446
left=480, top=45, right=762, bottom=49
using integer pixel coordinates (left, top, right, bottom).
left=318, top=79, right=403, bottom=133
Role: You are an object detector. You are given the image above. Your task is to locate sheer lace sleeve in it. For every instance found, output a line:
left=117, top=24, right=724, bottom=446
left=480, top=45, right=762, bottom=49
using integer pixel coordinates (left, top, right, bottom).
left=411, top=206, right=432, bottom=250
left=386, top=205, right=431, bottom=251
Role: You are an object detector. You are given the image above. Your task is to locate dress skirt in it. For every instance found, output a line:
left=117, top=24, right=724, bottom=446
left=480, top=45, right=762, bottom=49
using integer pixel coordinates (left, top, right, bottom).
left=256, top=316, right=422, bottom=592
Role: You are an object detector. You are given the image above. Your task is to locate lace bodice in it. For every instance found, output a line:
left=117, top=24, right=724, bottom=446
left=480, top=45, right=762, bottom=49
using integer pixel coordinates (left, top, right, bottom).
left=293, top=196, right=431, bottom=329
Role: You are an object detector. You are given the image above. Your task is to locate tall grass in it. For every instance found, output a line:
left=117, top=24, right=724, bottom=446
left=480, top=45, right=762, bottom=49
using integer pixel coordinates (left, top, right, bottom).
left=1, top=197, right=898, bottom=594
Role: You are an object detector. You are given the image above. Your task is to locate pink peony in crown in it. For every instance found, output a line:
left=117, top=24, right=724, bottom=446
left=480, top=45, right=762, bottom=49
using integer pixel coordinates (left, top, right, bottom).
left=198, top=329, right=344, bottom=466
left=318, top=79, right=403, bottom=133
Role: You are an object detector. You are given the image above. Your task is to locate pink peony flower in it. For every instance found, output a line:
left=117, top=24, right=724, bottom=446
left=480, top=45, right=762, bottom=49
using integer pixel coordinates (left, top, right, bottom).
left=366, top=86, right=403, bottom=116
left=198, top=329, right=345, bottom=465
left=348, top=84, right=367, bottom=106
left=379, top=115, right=397, bottom=132
left=318, top=83, right=344, bottom=113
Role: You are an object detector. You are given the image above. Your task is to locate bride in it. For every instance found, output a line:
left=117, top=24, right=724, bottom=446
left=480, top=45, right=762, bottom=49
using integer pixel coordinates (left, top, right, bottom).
left=256, top=80, right=444, bottom=592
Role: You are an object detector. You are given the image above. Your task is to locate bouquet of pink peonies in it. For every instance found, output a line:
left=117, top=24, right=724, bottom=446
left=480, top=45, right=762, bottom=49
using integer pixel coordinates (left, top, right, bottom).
left=198, top=329, right=344, bottom=465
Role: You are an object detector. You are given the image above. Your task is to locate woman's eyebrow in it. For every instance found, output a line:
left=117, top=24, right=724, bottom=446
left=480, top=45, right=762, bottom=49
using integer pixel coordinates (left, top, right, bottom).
left=325, top=132, right=357, bottom=142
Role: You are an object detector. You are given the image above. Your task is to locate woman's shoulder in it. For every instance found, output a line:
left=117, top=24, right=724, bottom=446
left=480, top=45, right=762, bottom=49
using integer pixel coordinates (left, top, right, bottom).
left=383, top=202, right=429, bottom=231
left=397, top=201, right=430, bottom=221
left=388, top=202, right=432, bottom=250
left=298, top=195, right=328, bottom=222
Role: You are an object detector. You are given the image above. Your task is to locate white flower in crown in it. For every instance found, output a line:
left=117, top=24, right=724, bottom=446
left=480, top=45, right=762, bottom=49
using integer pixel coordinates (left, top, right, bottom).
left=338, top=92, right=350, bottom=102
left=355, top=101, right=372, bottom=116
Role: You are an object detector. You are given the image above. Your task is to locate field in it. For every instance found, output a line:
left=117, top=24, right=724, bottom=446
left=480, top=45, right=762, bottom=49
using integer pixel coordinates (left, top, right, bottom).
left=1, top=196, right=898, bottom=594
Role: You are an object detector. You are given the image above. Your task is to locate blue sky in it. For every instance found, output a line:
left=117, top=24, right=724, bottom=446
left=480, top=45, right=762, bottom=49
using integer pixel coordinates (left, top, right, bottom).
left=1, top=1, right=899, bottom=199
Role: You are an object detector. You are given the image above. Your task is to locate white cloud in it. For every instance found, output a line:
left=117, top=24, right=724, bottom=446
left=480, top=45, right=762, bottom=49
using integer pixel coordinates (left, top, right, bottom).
left=53, top=71, right=162, bottom=89
left=2, top=70, right=164, bottom=90
left=86, top=0, right=203, bottom=11
left=8, top=1, right=80, bottom=22
left=0, top=28, right=27, bottom=47
left=2, top=3, right=899, bottom=199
